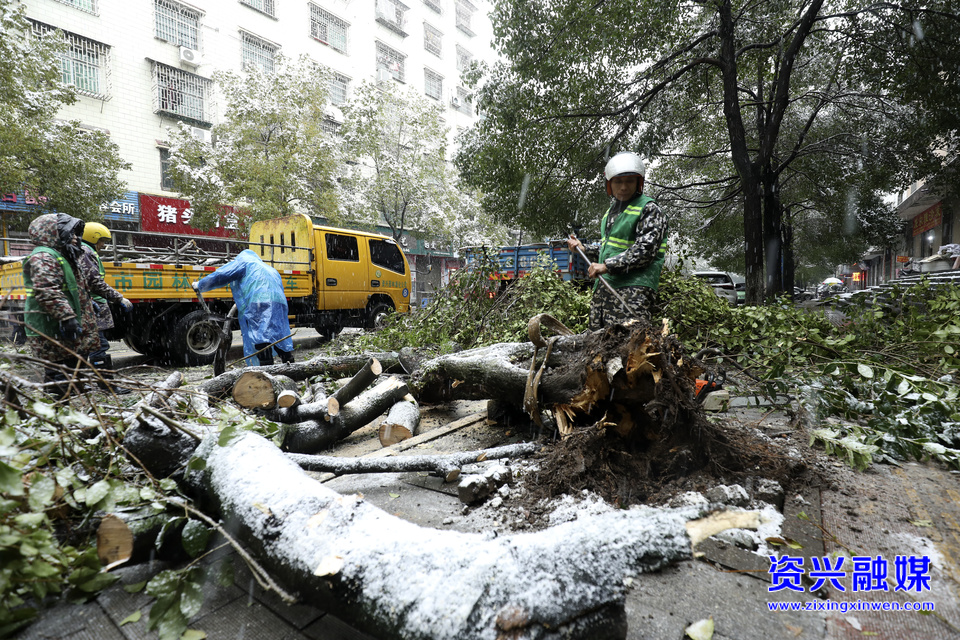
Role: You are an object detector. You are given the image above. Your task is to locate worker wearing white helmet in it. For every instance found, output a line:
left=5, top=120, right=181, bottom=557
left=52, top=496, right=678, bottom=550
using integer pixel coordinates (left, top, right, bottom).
left=78, top=222, right=133, bottom=394
left=567, top=151, right=668, bottom=328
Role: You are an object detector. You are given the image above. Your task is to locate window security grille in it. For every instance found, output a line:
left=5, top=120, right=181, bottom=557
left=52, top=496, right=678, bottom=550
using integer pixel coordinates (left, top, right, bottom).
left=376, top=42, right=405, bottom=82
left=54, top=0, right=97, bottom=14
left=330, top=73, right=349, bottom=105
left=375, top=0, right=409, bottom=36
left=240, top=0, right=275, bottom=17
left=310, top=4, right=348, bottom=54
left=424, top=69, right=442, bottom=100
left=454, top=0, right=475, bottom=36
left=424, top=23, right=442, bottom=57
left=456, top=45, right=472, bottom=73
left=31, top=22, right=111, bottom=99
left=241, top=32, right=277, bottom=73
left=424, top=0, right=441, bottom=13
left=155, top=0, right=201, bottom=49
left=153, top=62, right=213, bottom=125
left=456, top=86, right=473, bottom=115
left=159, top=148, right=175, bottom=191
left=320, top=119, right=342, bottom=137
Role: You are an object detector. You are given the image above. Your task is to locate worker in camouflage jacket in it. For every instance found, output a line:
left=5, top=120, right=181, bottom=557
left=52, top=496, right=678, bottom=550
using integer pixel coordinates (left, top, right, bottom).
left=23, top=213, right=100, bottom=396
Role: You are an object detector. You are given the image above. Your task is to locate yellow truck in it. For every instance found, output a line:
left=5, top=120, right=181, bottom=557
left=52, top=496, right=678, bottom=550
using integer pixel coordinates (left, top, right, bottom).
left=0, top=214, right=411, bottom=365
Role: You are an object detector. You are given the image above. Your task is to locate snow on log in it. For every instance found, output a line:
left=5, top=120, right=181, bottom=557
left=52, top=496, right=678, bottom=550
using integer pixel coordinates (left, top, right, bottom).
left=285, top=442, right=538, bottom=480
left=279, top=377, right=409, bottom=453
left=186, top=431, right=755, bottom=640
left=198, top=353, right=401, bottom=399
left=232, top=372, right=298, bottom=409
left=378, top=393, right=419, bottom=446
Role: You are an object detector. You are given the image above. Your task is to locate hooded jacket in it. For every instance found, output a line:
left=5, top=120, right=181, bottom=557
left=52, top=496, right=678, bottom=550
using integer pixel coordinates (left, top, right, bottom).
left=195, top=249, right=294, bottom=364
left=23, top=214, right=100, bottom=362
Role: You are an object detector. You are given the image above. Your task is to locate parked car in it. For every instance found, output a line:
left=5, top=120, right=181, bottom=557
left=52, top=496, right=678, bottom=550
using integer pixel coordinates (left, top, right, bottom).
left=693, top=271, right=740, bottom=306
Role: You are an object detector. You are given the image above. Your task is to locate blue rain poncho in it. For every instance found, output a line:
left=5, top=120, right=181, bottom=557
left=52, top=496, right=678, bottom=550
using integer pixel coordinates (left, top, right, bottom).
left=195, top=249, right=294, bottom=365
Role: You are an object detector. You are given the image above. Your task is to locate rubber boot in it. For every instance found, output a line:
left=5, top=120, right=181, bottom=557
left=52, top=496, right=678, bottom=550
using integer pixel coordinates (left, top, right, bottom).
left=90, top=354, right=131, bottom=395
left=255, top=343, right=275, bottom=366
left=276, top=348, right=295, bottom=364
left=43, top=358, right=80, bottom=400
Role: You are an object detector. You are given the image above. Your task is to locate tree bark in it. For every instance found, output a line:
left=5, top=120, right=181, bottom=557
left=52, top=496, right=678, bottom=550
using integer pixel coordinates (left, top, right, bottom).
left=279, top=377, right=410, bottom=453
left=184, top=430, right=750, bottom=640
left=258, top=397, right=340, bottom=424
left=378, top=393, right=420, bottom=446
left=330, top=357, right=382, bottom=407
left=286, top=442, right=538, bottom=479
left=198, top=353, right=401, bottom=399
left=232, top=371, right=298, bottom=410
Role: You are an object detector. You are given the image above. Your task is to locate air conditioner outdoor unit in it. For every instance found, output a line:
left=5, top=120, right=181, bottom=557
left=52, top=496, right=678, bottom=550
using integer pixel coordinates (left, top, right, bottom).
left=375, top=69, right=392, bottom=83
left=179, top=46, right=202, bottom=66
left=450, top=96, right=461, bottom=108
left=191, top=127, right=211, bottom=144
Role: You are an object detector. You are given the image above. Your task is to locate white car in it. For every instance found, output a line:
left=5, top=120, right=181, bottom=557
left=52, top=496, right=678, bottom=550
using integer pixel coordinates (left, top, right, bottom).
left=693, top=271, right=740, bottom=306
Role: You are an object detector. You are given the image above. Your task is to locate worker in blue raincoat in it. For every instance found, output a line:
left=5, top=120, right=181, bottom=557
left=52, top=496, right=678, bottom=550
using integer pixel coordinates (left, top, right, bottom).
left=192, top=249, right=295, bottom=366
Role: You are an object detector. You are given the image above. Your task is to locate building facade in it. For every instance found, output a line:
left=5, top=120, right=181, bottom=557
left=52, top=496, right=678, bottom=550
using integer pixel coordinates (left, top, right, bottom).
left=7, top=0, right=489, bottom=300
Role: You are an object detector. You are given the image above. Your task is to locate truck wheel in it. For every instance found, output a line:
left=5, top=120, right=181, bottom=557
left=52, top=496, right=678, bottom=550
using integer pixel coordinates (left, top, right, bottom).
left=124, top=331, right=161, bottom=357
left=367, top=302, right=394, bottom=330
left=170, top=310, right=222, bottom=366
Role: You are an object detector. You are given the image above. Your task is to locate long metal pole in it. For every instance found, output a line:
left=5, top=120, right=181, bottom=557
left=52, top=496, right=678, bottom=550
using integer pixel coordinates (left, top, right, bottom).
left=569, top=240, right=635, bottom=316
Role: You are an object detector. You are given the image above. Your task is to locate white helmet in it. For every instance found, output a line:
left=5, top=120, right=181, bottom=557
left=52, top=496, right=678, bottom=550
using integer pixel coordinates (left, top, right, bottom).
left=604, top=152, right=646, bottom=196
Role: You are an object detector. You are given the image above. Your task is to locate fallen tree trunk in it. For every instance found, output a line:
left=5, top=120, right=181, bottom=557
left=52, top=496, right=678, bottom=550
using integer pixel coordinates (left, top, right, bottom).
left=232, top=371, right=298, bottom=410
left=279, top=377, right=409, bottom=453
left=330, top=357, right=382, bottom=408
left=185, top=430, right=755, bottom=640
left=198, top=352, right=401, bottom=399
left=258, top=397, right=340, bottom=424
left=378, top=393, right=419, bottom=446
left=286, top=442, right=538, bottom=480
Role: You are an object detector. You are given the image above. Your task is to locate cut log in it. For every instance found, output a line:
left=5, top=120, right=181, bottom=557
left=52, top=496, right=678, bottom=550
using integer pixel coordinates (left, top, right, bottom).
left=258, top=397, right=340, bottom=424
left=198, top=352, right=401, bottom=399
left=232, top=371, right=298, bottom=410
left=280, top=377, right=409, bottom=453
left=276, top=389, right=300, bottom=409
left=286, top=442, right=538, bottom=480
left=96, top=506, right=189, bottom=569
left=378, top=393, right=420, bottom=446
left=124, top=371, right=183, bottom=429
left=185, top=430, right=753, bottom=640
left=330, top=357, right=382, bottom=408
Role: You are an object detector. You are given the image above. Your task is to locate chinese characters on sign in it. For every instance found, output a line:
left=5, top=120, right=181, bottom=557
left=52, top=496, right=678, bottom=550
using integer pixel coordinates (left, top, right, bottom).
left=769, top=555, right=931, bottom=593
left=0, top=190, right=140, bottom=223
left=139, top=194, right=238, bottom=238
left=911, top=202, right=942, bottom=237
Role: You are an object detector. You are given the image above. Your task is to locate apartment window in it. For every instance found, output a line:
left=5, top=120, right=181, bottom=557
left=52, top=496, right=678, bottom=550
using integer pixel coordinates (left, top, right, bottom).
left=424, top=23, right=442, bottom=57
left=241, top=32, right=277, bottom=73
left=320, top=119, right=342, bottom=137
left=454, top=0, right=476, bottom=36
left=32, top=22, right=111, bottom=99
left=329, top=73, right=349, bottom=106
left=424, top=69, right=442, bottom=100
left=375, top=0, right=409, bottom=37
left=376, top=42, right=405, bottom=82
left=454, top=86, right=472, bottom=115
left=155, top=0, right=201, bottom=50
left=240, top=0, right=275, bottom=17
left=54, top=0, right=97, bottom=14
left=456, top=45, right=473, bottom=74
left=423, top=0, right=442, bottom=13
left=159, top=148, right=176, bottom=191
left=153, top=62, right=213, bottom=125
left=310, top=4, right=348, bottom=54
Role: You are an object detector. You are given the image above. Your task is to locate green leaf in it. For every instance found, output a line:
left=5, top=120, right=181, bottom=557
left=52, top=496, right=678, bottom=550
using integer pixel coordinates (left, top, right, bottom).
left=857, top=364, right=874, bottom=379
left=120, top=610, right=142, bottom=626
left=85, top=479, right=111, bottom=506
left=28, top=475, right=57, bottom=510
left=181, top=630, right=208, bottom=640
left=179, top=579, right=204, bottom=619
left=0, top=460, right=23, bottom=496
left=181, top=520, right=211, bottom=558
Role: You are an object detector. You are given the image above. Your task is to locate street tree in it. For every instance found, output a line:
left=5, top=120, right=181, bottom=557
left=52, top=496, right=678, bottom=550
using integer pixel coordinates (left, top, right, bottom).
left=458, top=0, right=960, bottom=302
left=337, top=81, right=507, bottom=251
left=166, top=54, right=339, bottom=233
left=0, top=0, right=128, bottom=226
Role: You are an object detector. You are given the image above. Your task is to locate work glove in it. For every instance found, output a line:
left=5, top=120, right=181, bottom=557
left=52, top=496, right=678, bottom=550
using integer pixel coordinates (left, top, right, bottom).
left=91, top=301, right=101, bottom=314
left=59, top=317, right=82, bottom=342
left=191, top=281, right=200, bottom=292
left=120, top=298, right=133, bottom=312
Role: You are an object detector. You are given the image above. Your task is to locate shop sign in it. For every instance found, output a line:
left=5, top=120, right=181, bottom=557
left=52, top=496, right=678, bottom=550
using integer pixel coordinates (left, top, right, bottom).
left=1, top=189, right=139, bottom=224
left=139, top=194, right=238, bottom=238
left=912, top=202, right=942, bottom=236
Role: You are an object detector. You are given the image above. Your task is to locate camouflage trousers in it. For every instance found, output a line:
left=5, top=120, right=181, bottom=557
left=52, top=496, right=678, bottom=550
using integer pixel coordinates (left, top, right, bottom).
left=588, top=285, right=657, bottom=330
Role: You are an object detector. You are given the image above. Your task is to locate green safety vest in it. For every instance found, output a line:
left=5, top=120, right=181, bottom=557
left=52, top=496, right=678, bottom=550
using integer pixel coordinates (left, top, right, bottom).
left=23, top=247, right=82, bottom=337
left=85, top=243, right=107, bottom=304
left=597, top=194, right=668, bottom=291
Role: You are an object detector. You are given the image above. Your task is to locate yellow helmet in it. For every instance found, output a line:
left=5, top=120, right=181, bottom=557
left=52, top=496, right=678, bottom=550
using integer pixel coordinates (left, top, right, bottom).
left=82, top=222, right=111, bottom=246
